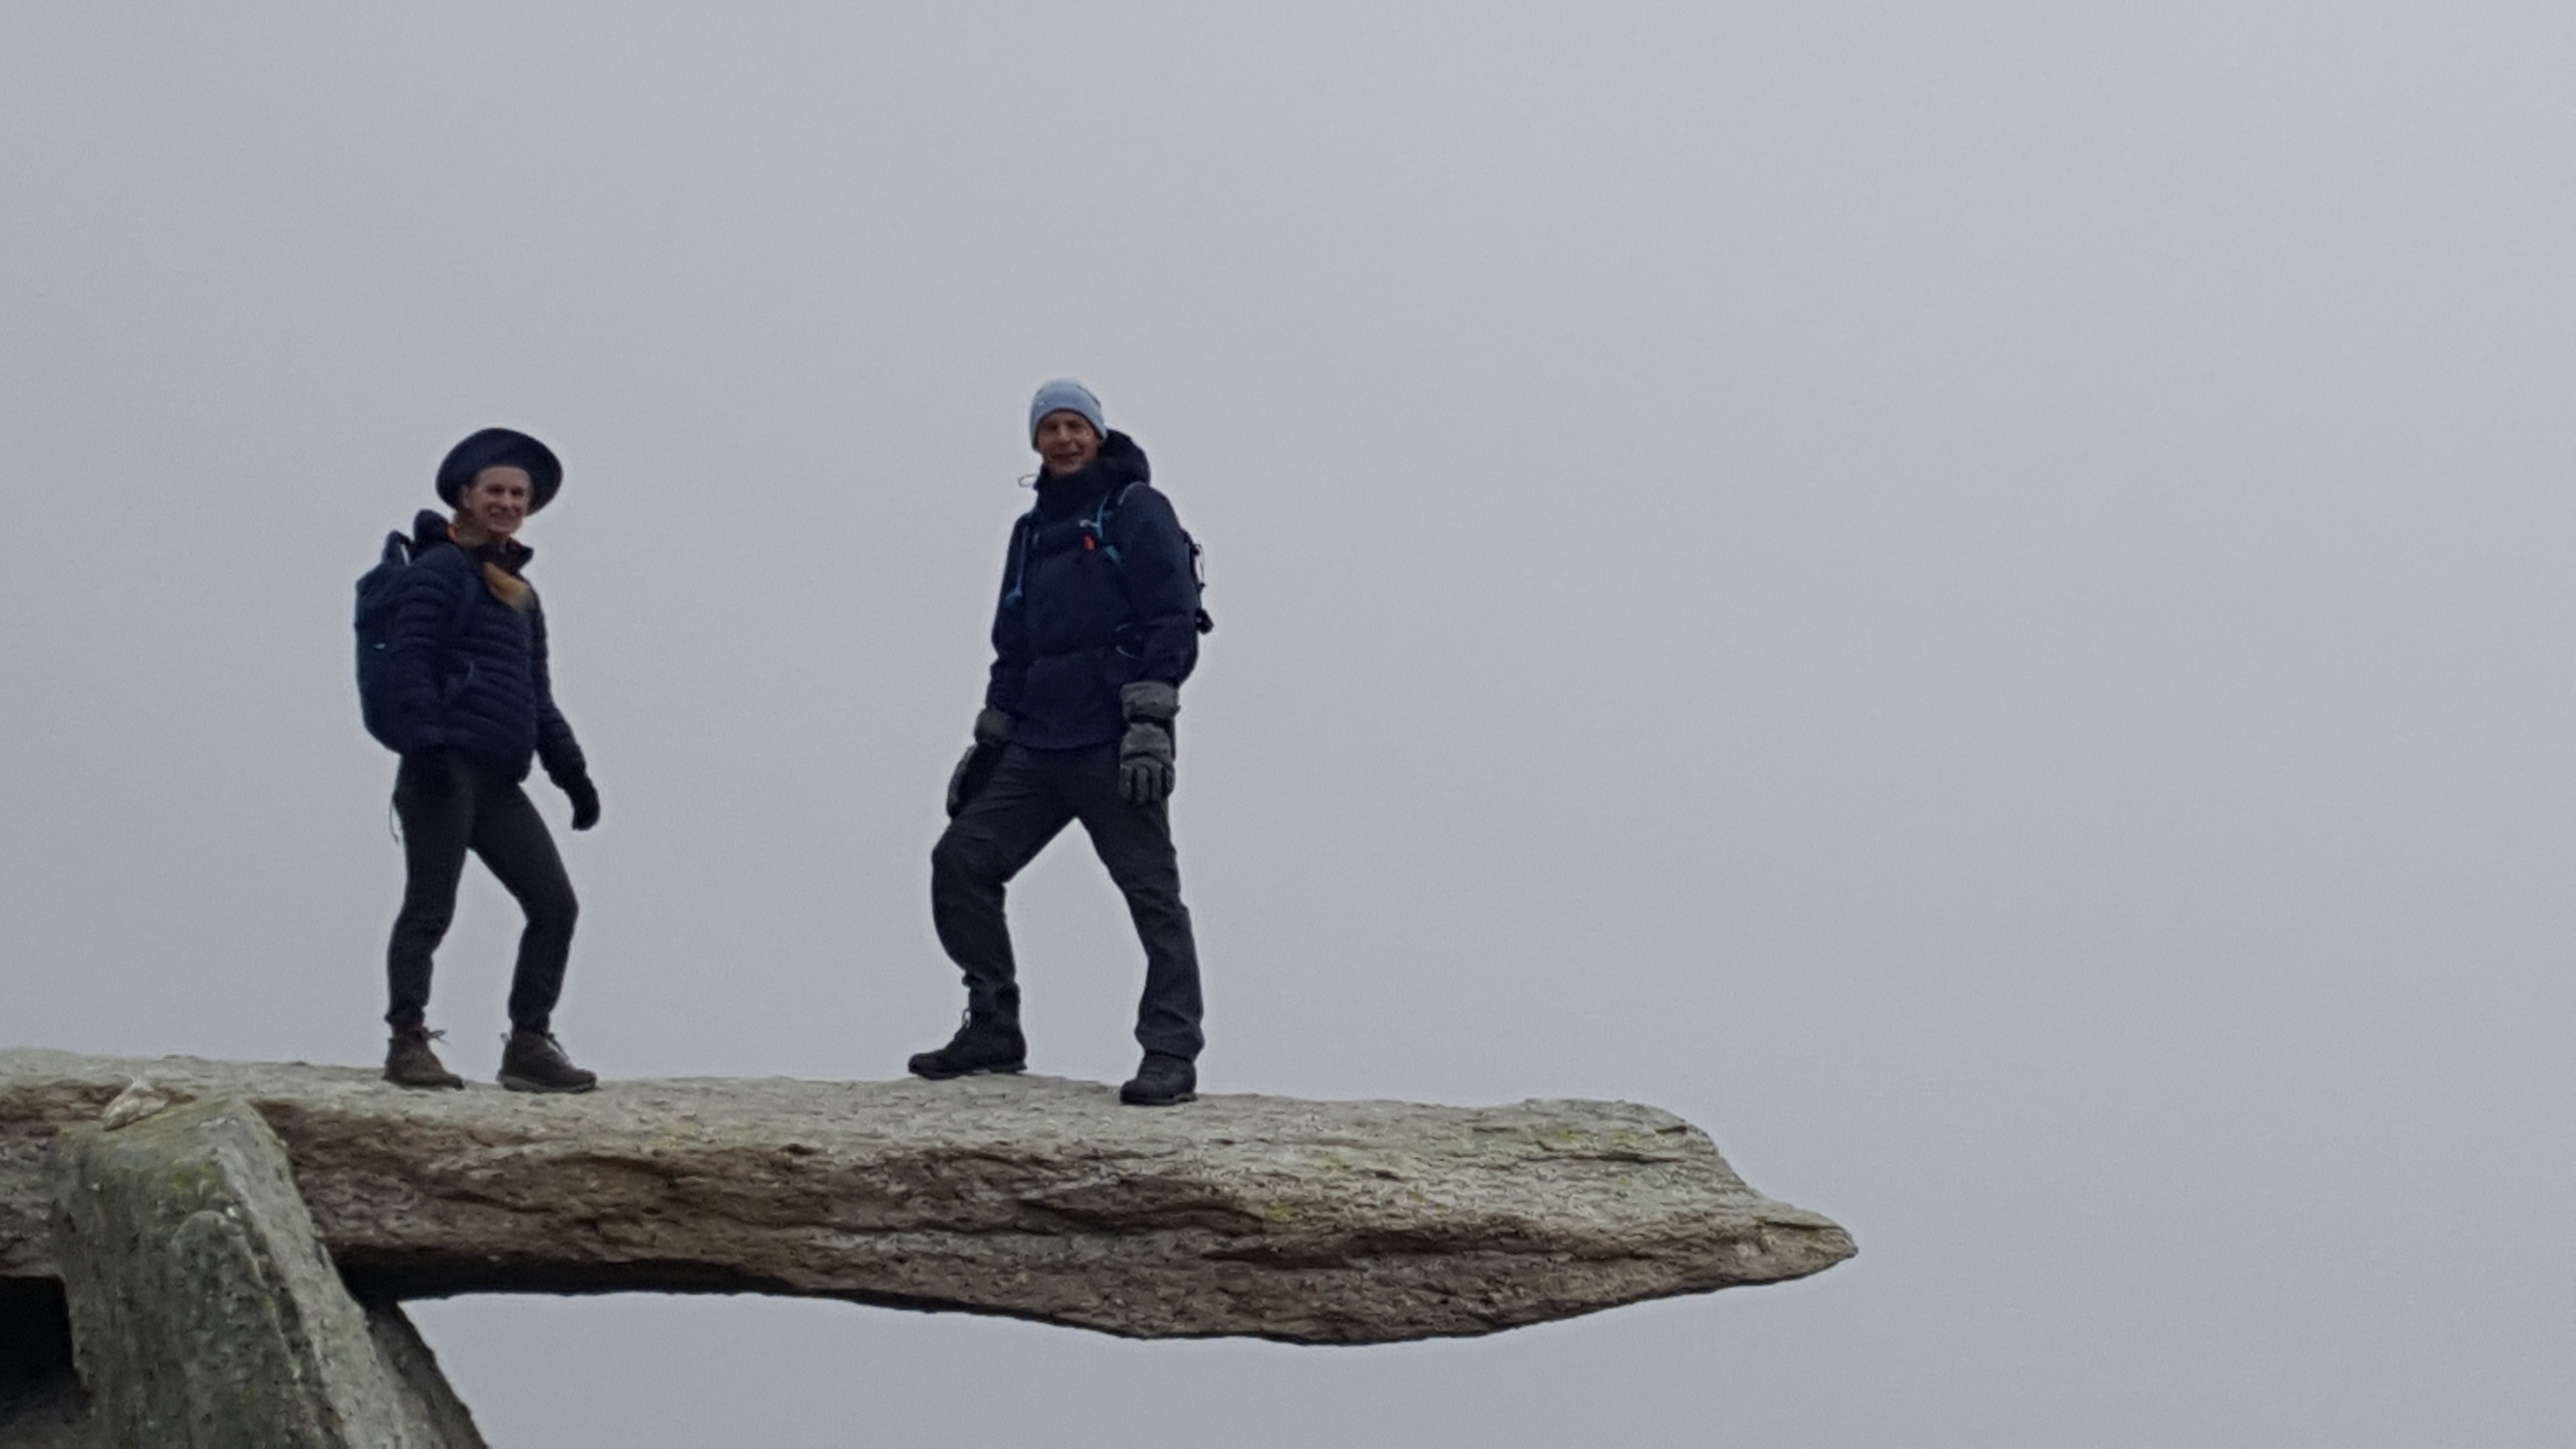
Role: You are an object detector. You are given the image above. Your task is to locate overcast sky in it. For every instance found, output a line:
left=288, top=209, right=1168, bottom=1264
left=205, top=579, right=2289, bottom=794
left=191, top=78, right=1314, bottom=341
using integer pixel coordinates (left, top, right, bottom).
left=3, top=4, right=2569, bottom=1445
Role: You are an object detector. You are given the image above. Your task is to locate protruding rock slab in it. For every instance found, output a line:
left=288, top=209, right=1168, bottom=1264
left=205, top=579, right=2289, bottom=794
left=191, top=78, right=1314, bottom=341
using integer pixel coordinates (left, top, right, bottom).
left=46, top=1096, right=481, bottom=1447
left=1, top=1050, right=1852, bottom=1345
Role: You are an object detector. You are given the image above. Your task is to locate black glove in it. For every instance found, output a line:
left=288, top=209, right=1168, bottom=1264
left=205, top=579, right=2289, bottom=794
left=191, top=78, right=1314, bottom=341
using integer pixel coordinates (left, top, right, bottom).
left=561, top=775, right=601, bottom=831
left=947, top=709, right=1014, bottom=819
left=1116, top=682, right=1177, bottom=805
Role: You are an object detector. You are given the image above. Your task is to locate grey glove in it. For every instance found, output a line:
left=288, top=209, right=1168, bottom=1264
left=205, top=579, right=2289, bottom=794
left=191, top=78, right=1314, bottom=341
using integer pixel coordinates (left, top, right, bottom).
left=1116, top=682, right=1177, bottom=805
left=947, top=708, right=1014, bottom=819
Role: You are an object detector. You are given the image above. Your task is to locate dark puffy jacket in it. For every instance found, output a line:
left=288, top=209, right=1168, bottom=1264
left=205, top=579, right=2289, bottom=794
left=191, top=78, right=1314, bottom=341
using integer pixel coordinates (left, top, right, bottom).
left=985, top=432, right=1201, bottom=751
left=378, top=510, right=589, bottom=788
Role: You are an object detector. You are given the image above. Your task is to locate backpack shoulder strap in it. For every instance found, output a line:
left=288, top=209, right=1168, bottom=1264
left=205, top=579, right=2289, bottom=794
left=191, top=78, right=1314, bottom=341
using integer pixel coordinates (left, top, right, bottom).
left=1101, top=483, right=1211, bottom=635
left=443, top=565, right=482, bottom=648
left=1090, top=482, right=1146, bottom=564
left=416, top=541, right=483, bottom=651
left=1002, top=506, right=1041, bottom=608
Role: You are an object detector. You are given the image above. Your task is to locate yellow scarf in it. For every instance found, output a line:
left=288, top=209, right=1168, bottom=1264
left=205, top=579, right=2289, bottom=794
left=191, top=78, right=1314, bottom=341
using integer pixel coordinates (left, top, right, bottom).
left=448, top=522, right=535, bottom=611
left=480, top=561, right=533, bottom=611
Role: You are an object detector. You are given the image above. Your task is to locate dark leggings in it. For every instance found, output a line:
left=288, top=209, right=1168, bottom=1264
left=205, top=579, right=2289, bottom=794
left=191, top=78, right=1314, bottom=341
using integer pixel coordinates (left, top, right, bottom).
left=385, top=751, right=578, bottom=1032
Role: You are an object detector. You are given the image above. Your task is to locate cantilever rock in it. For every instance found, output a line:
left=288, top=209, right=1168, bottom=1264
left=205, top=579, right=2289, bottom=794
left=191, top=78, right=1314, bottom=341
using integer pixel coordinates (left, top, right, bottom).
left=1, top=1049, right=1852, bottom=1346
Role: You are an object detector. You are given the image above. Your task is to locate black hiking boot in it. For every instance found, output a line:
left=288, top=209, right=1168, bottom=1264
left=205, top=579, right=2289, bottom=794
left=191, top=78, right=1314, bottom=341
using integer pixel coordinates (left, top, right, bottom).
left=907, top=1015, right=1027, bottom=1080
left=499, top=1028, right=598, bottom=1094
left=384, top=1025, right=465, bottom=1090
left=1119, top=1051, right=1196, bottom=1107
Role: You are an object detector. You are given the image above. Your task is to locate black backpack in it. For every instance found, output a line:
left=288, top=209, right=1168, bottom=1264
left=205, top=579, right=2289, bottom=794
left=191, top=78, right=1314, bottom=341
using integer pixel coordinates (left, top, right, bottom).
left=353, top=530, right=476, bottom=751
left=1006, top=482, right=1214, bottom=635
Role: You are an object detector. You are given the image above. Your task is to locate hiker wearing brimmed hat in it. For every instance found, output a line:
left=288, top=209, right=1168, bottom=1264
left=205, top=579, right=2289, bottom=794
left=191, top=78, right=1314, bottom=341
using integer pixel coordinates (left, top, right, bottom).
left=910, top=380, right=1212, bottom=1107
left=359, top=427, right=600, bottom=1093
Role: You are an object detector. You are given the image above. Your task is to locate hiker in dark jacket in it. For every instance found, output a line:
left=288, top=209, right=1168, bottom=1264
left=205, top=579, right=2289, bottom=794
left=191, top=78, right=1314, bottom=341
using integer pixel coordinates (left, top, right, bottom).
left=910, top=379, right=1208, bottom=1106
left=377, top=428, right=600, bottom=1093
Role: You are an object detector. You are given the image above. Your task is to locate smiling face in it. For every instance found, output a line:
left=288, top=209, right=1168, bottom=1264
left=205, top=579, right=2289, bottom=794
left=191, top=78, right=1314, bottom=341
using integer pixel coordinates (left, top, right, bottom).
left=1033, top=410, right=1103, bottom=475
left=458, top=465, right=533, bottom=541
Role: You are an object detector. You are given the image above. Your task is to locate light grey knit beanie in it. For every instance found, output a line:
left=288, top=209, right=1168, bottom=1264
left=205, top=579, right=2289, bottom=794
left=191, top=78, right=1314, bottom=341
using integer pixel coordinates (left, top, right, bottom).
left=1028, top=378, right=1107, bottom=441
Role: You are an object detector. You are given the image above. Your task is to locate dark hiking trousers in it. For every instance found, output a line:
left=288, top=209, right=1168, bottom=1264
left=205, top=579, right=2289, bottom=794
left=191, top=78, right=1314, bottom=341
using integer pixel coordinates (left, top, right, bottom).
left=930, top=743, right=1205, bottom=1060
left=386, top=750, right=578, bottom=1032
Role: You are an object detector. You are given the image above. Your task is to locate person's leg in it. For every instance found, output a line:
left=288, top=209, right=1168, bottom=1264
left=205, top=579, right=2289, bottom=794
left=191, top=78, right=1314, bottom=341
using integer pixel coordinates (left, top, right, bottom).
left=467, top=779, right=579, bottom=1033
left=469, top=779, right=595, bottom=1092
left=929, top=746, right=1076, bottom=1034
left=1064, top=746, right=1206, bottom=1064
left=386, top=752, right=478, bottom=1030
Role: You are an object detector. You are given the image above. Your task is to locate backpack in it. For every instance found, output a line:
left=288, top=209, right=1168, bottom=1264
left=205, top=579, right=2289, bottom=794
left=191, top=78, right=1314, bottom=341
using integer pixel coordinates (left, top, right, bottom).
left=1007, top=482, right=1214, bottom=635
left=353, top=530, right=478, bottom=751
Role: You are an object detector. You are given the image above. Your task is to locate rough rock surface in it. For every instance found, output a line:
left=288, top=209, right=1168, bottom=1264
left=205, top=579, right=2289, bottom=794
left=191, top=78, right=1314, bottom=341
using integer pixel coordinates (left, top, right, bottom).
left=46, top=1096, right=481, bottom=1447
left=1, top=1050, right=1852, bottom=1346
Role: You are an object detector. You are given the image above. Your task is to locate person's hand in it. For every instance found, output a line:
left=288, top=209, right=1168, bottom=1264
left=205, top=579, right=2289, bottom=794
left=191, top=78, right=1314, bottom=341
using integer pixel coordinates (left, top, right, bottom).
left=947, top=708, right=1014, bottom=819
left=1117, top=722, right=1174, bottom=804
left=1116, top=682, right=1178, bottom=805
left=563, top=775, right=601, bottom=831
left=947, top=743, right=996, bottom=819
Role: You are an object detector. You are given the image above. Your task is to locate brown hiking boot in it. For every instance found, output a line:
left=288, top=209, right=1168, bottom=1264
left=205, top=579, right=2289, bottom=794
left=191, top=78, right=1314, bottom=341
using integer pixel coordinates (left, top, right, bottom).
left=499, top=1028, right=597, bottom=1094
left=384, top=1026, right=465, bottom=1090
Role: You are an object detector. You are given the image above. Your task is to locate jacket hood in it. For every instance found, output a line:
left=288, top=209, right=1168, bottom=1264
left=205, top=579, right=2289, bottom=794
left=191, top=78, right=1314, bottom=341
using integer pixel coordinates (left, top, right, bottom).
left=1099, top=429, right=1148, bottom=484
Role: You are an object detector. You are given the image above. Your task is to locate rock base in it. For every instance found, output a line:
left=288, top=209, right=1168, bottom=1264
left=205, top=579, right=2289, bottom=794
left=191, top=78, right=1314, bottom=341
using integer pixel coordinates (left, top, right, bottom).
left=46, top=1097, right=480, bottom=1448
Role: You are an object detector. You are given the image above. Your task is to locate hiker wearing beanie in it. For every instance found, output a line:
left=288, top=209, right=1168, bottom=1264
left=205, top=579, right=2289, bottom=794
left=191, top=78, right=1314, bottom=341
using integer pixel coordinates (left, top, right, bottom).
left=366, top=428, right=600, bottom=1093
left=911, top=379, right=1210, bottom=1106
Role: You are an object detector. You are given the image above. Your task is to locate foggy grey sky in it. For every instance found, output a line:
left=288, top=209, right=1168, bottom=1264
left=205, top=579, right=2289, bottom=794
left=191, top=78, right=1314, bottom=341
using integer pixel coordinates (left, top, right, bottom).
left=3, top=4, right=2568, bottom=1444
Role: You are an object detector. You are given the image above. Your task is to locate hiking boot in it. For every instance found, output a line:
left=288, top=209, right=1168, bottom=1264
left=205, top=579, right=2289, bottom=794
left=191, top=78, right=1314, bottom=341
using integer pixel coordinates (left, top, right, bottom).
left=499, top=1028, right=597, bottom=1094
left=1118, top=1051, right=1196, bottom=1107
left=384, top=1026, right=465, bottom=1090
left=907, top=1016, right=1027, bottom=1080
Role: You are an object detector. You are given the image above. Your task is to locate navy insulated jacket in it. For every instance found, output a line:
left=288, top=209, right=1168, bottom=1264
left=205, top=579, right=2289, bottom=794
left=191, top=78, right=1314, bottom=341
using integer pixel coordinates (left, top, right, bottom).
left=377, top=510, right=589, bottom=787
left=985, top=432, right=1201, bottom=751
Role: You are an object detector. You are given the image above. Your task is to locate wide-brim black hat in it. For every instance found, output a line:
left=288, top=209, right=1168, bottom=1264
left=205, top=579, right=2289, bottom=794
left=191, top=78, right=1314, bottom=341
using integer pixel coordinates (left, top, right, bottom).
left=435, top=428, right=564, bottom=511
